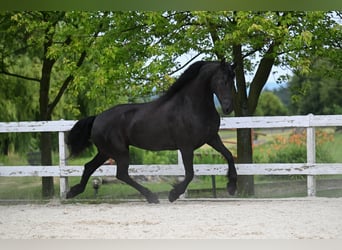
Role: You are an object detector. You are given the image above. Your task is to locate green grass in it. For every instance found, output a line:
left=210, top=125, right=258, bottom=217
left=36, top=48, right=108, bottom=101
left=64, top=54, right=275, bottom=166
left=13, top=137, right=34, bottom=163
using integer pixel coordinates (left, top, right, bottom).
left=0, top=176, right=59, bottom=200
left=0, top=153, right=29, bottom=166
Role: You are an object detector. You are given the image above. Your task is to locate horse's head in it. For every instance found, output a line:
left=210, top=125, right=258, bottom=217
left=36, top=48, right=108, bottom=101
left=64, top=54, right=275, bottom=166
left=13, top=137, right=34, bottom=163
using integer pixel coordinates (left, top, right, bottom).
left=210, top=59, right=236, bottom=114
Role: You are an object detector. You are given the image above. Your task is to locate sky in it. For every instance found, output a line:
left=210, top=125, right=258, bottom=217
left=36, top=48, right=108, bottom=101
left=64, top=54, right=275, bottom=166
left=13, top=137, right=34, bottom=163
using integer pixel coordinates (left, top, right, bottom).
left=253, top=65, right=292, bottom=90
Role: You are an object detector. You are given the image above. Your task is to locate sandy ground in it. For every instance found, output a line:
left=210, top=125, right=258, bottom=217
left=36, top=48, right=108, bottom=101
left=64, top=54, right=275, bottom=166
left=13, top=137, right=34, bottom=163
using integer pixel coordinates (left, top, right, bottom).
left=0, top=198, right=341, bottom=239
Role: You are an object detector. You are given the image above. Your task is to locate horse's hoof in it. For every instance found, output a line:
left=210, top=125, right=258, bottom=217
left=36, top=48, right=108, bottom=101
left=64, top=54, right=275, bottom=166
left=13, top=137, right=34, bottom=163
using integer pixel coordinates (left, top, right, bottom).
left=227, top=182, right=237, bottom=196
left=66, top=191, right=74, bottom=199
left=66, top=184, right=83, bottom=199
left=146, top=193, right=160, bottom=204
left=168, top=189, right=179, bottom=202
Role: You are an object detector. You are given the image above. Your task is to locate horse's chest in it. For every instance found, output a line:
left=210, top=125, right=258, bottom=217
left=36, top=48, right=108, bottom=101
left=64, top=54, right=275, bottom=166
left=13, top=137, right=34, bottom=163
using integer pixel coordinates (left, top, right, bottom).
left=177, top=116, right=219, bottom=144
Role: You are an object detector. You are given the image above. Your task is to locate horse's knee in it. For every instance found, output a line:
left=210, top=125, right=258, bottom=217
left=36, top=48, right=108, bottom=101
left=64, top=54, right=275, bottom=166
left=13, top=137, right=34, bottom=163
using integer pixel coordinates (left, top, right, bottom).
left=185, top=172, right=194, bottom=182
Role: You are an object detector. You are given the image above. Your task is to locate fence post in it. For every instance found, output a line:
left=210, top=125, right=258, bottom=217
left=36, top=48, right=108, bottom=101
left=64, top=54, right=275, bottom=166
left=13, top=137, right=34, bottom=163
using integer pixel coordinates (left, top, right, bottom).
left=58, top=131, right=69, bottom=198
left=306, top=114, right=316, bottom=197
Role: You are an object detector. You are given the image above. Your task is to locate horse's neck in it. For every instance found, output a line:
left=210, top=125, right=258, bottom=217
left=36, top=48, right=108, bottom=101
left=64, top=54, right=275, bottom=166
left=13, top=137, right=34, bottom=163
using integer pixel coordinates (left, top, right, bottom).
left=189, top=74, right=213, bottom=98
left=179, top=78, right=216, bottom=111
left=157, top=70, right=216, bottom=113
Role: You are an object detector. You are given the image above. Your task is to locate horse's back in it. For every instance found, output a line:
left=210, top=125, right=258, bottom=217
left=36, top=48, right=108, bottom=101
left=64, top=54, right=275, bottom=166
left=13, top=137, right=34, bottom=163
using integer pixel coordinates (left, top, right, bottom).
left=91, top=104, right=140, bottom=151
left=93, top=103, right=136, bottom=127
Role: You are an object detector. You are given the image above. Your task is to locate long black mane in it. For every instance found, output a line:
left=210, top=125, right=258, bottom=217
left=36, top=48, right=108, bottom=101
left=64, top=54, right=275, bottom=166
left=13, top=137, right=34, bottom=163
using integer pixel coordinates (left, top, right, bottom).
left=160, top=61, right=208, bottom=101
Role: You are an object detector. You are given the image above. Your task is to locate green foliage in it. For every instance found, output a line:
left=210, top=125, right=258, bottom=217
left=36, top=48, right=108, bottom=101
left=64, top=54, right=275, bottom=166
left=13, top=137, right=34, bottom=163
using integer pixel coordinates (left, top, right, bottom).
left=0, top=55, right=41, bottom=154
left=2, top=10, right=340, bottom=117
left=254, top=129, right=334, bottom=164
left=128, top=147, right=226, bottom=165
left=253, top=129, right=336, bottom=182
left=289, top=58, right=342, bottom=115
left=267, top=144, right=306, bottom=163
left=255, top=91, right=288, bottom=116
left=129, top=147, right=177, bottom=164
left=193, top=149, right=226, bottom=164
left=0, top=55, right=40, bottom=121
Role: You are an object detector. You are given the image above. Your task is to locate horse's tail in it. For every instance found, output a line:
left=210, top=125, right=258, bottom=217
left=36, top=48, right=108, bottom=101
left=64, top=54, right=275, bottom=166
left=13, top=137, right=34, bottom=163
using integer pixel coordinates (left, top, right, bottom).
left=67, top=116, right=96, bottom=156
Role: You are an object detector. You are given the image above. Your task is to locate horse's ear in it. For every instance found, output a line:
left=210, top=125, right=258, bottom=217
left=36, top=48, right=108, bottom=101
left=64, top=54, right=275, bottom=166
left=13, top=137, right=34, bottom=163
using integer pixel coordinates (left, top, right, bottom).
left=220, top=58, right=226, bottom=67
left=231, top=62, right=237, bottom=70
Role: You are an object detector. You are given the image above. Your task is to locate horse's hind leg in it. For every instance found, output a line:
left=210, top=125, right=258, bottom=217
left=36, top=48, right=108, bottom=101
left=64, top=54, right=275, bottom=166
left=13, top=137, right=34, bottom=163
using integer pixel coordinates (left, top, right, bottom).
left=207, top=134, right=237, bottom=196
left=115, top=152, right=159, bottom=204
left=168, top=149, right=194, bottom=202
left=66, top=153, right=107, bottom=199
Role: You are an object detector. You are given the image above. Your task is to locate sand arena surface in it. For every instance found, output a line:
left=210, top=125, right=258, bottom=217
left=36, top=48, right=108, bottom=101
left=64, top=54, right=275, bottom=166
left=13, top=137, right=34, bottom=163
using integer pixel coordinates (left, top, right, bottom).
left=0, top=198, right=341, bottom=239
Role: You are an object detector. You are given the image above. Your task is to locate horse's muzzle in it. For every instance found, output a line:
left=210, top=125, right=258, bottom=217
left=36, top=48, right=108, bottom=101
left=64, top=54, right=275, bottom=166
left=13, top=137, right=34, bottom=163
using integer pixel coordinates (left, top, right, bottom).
left=222, top=103, right=234, bottom=115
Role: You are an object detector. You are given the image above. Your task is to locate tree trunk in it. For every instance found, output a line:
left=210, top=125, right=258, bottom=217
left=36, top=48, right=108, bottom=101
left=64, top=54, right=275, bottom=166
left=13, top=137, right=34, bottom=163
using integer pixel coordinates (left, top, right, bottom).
left=39, top=21, right=56, bottom=198
left=40, top=61, right=54, bottom=198
left=1, top=137, right=10, bottom=155
left=37, top=12, right=91, bottom=198
left=41, top=133, right=54, bottom=197
left=232, top=42, right=276, bottom=196
left=236, top=128, right=254, bottom=196
left=232, top=44, right=255, bottom=196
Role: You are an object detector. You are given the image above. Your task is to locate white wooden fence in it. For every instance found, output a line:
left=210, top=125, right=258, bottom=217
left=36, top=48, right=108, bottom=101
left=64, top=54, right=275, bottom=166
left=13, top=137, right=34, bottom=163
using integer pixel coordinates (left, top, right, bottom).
left=1, top=114, right=342, bottom=198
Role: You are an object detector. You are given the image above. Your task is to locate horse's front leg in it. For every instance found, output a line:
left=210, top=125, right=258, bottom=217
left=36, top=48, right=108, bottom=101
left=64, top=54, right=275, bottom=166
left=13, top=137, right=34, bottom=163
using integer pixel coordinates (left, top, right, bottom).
left=207, top=134, right=237, bottom=195
left=169, top=149, right=194, bottom=202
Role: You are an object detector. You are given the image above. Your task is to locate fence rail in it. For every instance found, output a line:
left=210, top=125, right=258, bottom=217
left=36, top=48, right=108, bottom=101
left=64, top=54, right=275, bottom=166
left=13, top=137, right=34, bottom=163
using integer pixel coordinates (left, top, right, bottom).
left=1, top=114, right=342, bottom=198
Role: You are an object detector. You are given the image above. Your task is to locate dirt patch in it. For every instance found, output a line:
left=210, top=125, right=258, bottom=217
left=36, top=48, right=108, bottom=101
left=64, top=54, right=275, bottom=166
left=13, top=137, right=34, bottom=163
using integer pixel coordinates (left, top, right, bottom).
left=0, top=198, right=341, bottom=239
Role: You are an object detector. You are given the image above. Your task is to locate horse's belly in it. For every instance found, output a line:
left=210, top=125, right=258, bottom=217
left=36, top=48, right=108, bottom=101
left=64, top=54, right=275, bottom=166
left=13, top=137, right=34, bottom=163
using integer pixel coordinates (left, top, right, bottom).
left=128, top=122, right=177, bottom=150
left=128, top=123, right=215, bottom=151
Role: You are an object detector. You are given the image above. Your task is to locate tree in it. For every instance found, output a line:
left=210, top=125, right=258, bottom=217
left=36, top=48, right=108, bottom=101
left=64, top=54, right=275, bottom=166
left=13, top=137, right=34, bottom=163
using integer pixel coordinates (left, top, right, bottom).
left=289, top=58, right=342, bottom=115
left=0, top=11, right=181, bottom=197
left=255, top=91, right=288, bottom=116
left=0, top=55, right=40, bottom=155
left=135, top=11, right=341, bottom=195
left=0, top=11, right=108, bottom=197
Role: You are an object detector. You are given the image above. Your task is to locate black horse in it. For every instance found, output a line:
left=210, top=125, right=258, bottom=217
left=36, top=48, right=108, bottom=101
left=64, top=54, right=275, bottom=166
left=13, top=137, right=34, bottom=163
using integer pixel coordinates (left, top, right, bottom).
left=66, top=59, right=237, bottom=203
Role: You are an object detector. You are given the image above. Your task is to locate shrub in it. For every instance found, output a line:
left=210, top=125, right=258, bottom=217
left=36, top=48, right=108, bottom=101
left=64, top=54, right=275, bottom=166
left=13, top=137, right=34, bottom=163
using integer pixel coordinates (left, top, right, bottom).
left=254, top=129, right=334, bottom=181
left=129, top=146, right=177, bottom=164
left=256, top=129, right=334, bottom=164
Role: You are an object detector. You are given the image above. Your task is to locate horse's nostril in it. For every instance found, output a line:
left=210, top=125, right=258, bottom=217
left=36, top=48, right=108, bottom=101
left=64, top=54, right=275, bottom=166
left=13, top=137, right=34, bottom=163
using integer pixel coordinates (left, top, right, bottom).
left=223, top=105, right=233, bottom=114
